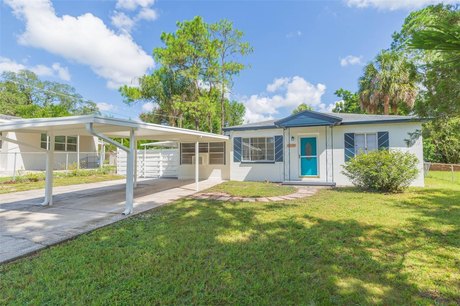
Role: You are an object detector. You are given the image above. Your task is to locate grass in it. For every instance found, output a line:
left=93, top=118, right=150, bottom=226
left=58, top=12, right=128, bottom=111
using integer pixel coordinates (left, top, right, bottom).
left=426, top=169, right=460, bottom=186
left=0, top=169, right=123, bottom=194
left=206, top=181, right=297, bottom=197
left=0, top=171, right=459, bottom=304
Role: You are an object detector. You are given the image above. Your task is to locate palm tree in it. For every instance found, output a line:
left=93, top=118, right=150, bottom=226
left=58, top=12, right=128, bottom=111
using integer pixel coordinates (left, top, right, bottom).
left=358, top=50, right=419, bottom=115
left=410, top=21, right=460, bottom=68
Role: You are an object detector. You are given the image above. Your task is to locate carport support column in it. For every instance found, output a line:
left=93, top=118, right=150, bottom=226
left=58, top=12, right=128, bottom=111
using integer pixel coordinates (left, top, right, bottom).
left=42, top=132, right=55, bottom=206
left=124, top=128, right=136, bottom=215
left=134, top=137, right=138, bottom=188
left=195, top=141, right=199, bottom=191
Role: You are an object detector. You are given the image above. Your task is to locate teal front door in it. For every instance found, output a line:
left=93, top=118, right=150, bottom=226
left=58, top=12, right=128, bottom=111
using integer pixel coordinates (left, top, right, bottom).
left=300, top=137, right=318, bottom=176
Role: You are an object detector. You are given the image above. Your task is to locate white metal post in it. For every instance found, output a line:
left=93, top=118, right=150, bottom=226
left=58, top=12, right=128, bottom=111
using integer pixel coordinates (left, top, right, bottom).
left=134, top=137, right=138, bottom=188
left=123, top=129, right=135, bottom=215
left=76, top=135, right=80, bottom=170
left=143, top=146, right=146, bottom=178
left=65, top=152, right=69, bottom=171
left=99, top=140, right=105, bottom=169
left=12, top=152, right=17, bottom=181
left=42, top=132, right=55, bottom=206
left=195, top=141, right=199, bottom=191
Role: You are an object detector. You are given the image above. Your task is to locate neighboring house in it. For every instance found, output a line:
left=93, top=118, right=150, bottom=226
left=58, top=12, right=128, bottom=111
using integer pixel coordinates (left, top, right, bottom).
left=0, top=114, right=99, bottom=175
left=222, top=110, right=425, bottom=187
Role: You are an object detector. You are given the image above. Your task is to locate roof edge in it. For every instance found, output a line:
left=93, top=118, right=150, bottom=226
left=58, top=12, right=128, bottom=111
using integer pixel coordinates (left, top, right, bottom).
left=275, top=110, right=342, bottom=126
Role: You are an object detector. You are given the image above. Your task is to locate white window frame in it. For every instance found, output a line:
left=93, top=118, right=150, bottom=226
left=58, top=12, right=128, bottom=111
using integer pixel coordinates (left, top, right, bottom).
left=41, top=134, right=78, bottom=152
left=241, top=137, right=275, bottom=162
left=181, top=142, right=225, bottom=165
left=354, top=133, right=377, bottom=155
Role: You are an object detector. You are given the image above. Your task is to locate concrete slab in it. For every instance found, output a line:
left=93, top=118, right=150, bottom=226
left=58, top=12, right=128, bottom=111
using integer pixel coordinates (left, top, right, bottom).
left=0, top=178, right=222, bottom=264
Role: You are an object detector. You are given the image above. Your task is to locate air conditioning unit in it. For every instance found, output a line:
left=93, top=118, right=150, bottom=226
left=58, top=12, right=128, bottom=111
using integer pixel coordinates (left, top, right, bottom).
left=192, top=153, right=208, bottom=165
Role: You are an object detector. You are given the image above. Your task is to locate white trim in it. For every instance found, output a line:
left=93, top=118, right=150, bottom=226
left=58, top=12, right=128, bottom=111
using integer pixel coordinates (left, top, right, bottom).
left=0, top=115, right=228, bottom=141
left=354, top=132, right=377, bottom=154
left=241, top=136, right=275, bottom=162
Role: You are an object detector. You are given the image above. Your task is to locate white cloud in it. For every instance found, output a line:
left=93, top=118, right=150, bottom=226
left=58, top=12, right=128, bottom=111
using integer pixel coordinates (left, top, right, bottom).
left=346, top=0, right=459, bottom=10
left=340, top=55, right=363, bottom=67
left=266, top=77, right=289, bottom=92
left=111, top=0, right=158, bottom=34
left=96, top=102, right=115, bottom=111
left=5, top=0, right=154, bottom=89
left=318, top=101, right=339, bottom=112
left=116, top=0, right=155, bottom=11
left=142, top=102, right=155, bottom=112
left=286, top=30, right=302, bottom=38
left=0, top=56, right=71, bottom=81
left=111, top=12, right=135, bottom=34
left=51, top=63, right=71, bottom=81
left=242, top=76, right=327, bottom=123
left=137, top=8, right=157, bottom=21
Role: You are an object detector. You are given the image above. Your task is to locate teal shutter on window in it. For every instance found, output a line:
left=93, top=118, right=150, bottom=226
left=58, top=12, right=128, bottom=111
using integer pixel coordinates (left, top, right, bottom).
left=233, top=137, right=242, bottom=162
left=378, top=132, right=389, bottom=150
left=344, top=133, right=355, bottom=162
left=274, top=135, right=283, bottom=162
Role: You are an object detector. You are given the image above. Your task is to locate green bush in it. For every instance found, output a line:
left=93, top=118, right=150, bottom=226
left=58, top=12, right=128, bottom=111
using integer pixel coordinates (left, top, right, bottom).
left=342, top=150, right=419, bottom=193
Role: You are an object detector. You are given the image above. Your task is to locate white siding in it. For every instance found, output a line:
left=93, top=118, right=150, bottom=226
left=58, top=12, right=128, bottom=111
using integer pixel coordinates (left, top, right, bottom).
left=229, top=121, right=425, bottom=187
left=229, top=128, right=285, bottom=182
left=332, top=122, right=424, bottom=187
left=0, top=132, right=98, bottom=174
left=177, top=142, right=231, bottom=180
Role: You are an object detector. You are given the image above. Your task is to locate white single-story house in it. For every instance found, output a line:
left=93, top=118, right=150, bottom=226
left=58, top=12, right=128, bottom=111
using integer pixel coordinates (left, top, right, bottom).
left=0, top=111, right=425, bottom=214
left=222, top=110, right=425, bottom=187
left=0, top=114, right=99, bottom=175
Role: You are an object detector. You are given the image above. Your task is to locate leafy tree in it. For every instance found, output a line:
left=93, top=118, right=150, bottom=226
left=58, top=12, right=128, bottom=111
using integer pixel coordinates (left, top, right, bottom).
left=224, top=99, right=245, bottom=127
left=358, top=50, right=419, bottom=115
left=292, top=103, right=313, bottom=114
left=390, top=4, right=460, bottom=163
left=392, top=4, right=460, bottom=118
left=423, top=118, right=460, bottom=164
left=120, top=16, right=249, bottom=133
left=410, top=21, right=460, bottom=66
left=332, top=88, right=362, bottom=113
left=209, top=19, right=252, bottom=132
left=0, top=70, right=98, bottom=118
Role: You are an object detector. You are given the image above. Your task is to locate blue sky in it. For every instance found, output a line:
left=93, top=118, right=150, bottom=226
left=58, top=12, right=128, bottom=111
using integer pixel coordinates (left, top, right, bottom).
left=0, top=0, right=456, bottom=122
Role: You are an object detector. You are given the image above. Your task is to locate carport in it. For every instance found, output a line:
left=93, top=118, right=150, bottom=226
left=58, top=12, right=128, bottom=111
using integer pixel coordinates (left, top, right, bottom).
left=0, top=115, right=228, bottom=215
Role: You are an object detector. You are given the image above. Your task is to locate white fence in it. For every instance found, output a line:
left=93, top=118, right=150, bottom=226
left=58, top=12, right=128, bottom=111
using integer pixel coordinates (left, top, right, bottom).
left=0, top=151, right=102, bottom=177
left=117, top=149, right=179, bottom=178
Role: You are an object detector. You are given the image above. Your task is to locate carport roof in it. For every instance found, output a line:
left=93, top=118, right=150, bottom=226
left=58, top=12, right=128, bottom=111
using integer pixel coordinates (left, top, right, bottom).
left=0, top=115, right=228, bottom=142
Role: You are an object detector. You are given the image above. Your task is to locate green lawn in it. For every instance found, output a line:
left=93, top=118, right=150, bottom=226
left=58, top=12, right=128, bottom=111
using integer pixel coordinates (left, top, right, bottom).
left=0, top=172, right=459, bottom=304
left=0, top=170, right=123, bottom=194
left=206, top=181, right=296, bottom=197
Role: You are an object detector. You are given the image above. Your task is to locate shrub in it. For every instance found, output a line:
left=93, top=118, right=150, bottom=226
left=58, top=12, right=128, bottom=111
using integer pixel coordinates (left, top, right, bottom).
left=342, top=150, right=419, bottom=193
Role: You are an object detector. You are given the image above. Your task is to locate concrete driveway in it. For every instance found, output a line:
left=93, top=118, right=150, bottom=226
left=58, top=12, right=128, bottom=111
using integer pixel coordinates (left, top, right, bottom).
left=0, top=178, right=222, bottom=264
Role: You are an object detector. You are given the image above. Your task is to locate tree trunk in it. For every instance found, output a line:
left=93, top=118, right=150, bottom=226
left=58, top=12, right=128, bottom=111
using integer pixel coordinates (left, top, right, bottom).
left=383, top=95, right=390, bottom=115
left=391, top=103, right=398, bottom=115
left=220, top=88, right=225, bottom=134
left=209, top=115, right=213, bottom=133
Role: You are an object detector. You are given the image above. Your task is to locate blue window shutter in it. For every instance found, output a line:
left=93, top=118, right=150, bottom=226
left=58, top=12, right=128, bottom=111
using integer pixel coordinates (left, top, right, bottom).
left=344, top=133, right=355, bottom=162
left=378, top=132, right=389, bottom=150
left=233, top=137, right=242, bottom=162
left=274, top=135, right=283, bottom=162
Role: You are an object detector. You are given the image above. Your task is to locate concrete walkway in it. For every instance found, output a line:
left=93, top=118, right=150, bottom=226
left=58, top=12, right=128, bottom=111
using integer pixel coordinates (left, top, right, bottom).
left=0, top=178, right=222, bottom=264
left=190, top=186, right=320, bottom=202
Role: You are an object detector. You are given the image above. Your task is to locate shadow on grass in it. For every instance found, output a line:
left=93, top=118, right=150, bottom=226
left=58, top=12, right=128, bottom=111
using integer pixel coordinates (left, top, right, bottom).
left=4, top=193, right=459, bottom=305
